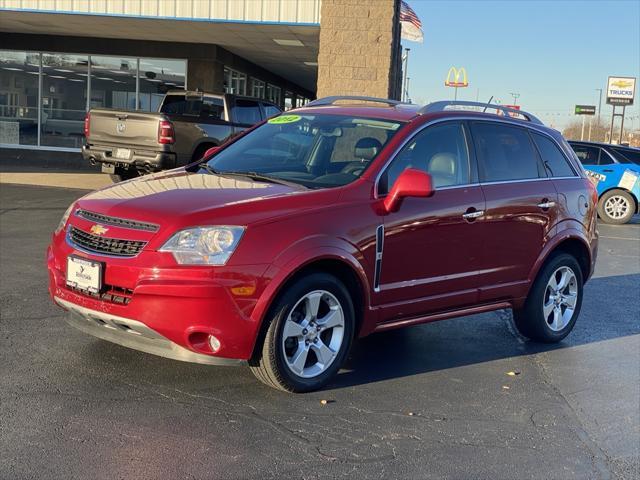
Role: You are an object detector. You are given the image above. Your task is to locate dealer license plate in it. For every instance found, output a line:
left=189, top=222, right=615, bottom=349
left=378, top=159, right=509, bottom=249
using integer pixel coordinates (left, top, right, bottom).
left=114, top=148, right=131, bottom=159
left=66, top=256, right=102, bottom=293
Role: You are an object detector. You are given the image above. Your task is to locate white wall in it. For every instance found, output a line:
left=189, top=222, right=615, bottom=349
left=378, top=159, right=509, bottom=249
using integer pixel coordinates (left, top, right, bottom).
left=0, top=0, right=321, bottom=23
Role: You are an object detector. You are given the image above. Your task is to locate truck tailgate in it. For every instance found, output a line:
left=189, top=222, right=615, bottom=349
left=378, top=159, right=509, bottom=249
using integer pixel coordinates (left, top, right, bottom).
left=88, top=109, right=163, bottom=148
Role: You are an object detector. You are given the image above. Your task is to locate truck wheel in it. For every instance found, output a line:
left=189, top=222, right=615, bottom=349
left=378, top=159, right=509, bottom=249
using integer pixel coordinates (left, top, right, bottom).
left=192, top=144, right=217, bottom=162
left=597, top=189, right=635, bottom=224
left=110, top=168, right=139, bottom=183
left=513, top=253, right=583, bottom=343
left=249, top=273, right=355, bottom=392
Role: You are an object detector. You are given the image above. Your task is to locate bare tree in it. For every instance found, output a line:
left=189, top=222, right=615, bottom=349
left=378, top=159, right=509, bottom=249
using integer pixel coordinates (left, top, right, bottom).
left=562, top=119, right=631, bottom=143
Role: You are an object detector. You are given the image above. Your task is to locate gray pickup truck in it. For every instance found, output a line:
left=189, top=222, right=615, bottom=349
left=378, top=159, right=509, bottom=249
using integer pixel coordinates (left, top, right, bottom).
left=82, top=91, right=282, bottom=181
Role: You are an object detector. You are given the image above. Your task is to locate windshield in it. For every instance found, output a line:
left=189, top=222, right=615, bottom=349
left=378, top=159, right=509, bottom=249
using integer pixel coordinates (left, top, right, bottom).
left=201, top=114, right=403, bottom=188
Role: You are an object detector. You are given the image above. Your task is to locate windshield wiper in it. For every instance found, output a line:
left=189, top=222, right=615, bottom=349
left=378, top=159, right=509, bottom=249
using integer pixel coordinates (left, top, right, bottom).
left=198, top=163, right=220, bottom=175
left=218, top=171, right=307, bottom=188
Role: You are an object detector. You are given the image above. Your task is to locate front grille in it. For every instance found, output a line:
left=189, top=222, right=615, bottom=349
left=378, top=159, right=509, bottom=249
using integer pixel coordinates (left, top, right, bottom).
left=67, top=284, right=134, bottom=305
left=76, top=209, right=159, bottom=232
left=68, top=226, right=147, bottom=257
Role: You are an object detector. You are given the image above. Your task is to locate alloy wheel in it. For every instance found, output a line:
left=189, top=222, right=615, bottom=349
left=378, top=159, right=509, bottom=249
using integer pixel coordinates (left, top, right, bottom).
left=604, top=195, right=630, bottom=220
left=281, top=290, right=345, bottom=378
left=542, top=266, right=578, bottom=332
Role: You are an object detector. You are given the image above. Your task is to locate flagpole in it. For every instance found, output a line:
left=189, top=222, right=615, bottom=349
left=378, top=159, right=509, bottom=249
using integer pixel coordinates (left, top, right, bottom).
left=401, top=47, right=410, bottom=102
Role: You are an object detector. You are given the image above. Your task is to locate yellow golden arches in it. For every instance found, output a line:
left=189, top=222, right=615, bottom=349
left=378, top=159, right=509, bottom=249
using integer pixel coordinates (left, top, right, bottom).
left=445, top=67, right=469, bottom=88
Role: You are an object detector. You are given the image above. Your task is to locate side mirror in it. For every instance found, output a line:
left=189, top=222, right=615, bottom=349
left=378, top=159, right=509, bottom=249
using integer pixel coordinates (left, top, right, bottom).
left=203, top=146, right=220, bottom=159
left=383, top=168, right=434, bottom=213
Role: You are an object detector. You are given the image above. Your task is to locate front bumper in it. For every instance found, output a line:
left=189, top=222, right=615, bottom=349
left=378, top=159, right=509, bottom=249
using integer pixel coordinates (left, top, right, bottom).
left=48, top=229, right=271, bottom=363
left=55, top=296, right=243, bottom=366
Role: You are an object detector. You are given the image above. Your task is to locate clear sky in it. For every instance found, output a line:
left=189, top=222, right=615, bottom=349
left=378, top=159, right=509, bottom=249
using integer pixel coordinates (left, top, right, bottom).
left=403, top=0, right=640, bottom=131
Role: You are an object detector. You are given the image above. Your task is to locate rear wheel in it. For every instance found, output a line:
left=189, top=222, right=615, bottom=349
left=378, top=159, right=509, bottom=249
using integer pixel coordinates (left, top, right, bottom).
left=109, top=167, right=139, bottom=183
left=249, top=273, right=354, bottom=392
left=597, top=189, right=635, bottom=224
left=513, top=253, right=583, bottom=343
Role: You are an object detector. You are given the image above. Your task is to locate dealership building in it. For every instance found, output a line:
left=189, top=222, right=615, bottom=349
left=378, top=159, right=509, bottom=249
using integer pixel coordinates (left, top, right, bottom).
left=0, top=0, right=402, bottom=156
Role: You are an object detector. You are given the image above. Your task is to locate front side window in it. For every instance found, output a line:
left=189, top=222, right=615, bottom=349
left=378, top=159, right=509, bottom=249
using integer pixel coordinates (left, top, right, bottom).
left=379, top=122, right=470, bottom=194
left=202, top=114, right=402, bottom=188
left=572, top=145, right=600, bottom=165
left=532, top=133, right=575, bottom=177
left=598, top=149, right=615, bottom=165
left=472, top=122, right=543, bottom=182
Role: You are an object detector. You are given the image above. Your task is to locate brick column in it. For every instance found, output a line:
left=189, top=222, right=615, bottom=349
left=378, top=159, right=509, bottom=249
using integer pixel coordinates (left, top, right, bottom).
left=187, top=58, right=224, bottom=93
left=317, top=0, right=402, bottom=100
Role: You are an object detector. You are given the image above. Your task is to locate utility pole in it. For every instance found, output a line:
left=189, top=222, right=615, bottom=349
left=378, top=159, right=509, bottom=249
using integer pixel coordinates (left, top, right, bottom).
left=509, top=92, right=520, bottom=105
left=595, top=88, right=603, bottom=124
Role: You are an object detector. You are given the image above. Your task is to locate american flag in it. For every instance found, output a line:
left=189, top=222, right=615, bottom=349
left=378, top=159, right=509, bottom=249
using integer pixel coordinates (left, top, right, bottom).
left=400, top=1, right=423, bottom=43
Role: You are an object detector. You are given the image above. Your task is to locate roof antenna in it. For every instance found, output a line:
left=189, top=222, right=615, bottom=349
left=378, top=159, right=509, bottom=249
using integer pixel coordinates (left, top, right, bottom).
left=483, top=96, right=494, bottom=112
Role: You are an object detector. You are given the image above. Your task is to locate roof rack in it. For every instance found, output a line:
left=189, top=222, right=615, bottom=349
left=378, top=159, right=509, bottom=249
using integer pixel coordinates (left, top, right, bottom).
left=306, top=96, right=404, bottom=107
left=419, top=100, right=543, bottom=125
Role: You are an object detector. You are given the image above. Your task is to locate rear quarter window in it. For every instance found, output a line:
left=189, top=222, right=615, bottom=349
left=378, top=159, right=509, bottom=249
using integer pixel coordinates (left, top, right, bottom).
left=532, top=133, right=576, bottom=177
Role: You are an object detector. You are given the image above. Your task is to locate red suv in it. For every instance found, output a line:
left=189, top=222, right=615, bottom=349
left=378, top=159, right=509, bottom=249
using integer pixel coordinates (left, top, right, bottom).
left=47, top=97, right=598, bottom=392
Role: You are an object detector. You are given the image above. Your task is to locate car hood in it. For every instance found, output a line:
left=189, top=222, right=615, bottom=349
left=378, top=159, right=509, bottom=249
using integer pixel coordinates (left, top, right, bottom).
left=76, top=169, right=313, bottom=227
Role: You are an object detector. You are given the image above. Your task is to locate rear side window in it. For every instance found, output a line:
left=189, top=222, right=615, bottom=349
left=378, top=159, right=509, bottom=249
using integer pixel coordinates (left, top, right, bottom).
left=471, top=122, right=543, bottom=182
left=532, top=133, right=575, bottom=177
left=233, top=99, right=262, bottom=125
left=201, top=97, right=225, bottom=120
left=572, top=145, right=600, bottom=165
left=598, top=150, right=614, bottom=165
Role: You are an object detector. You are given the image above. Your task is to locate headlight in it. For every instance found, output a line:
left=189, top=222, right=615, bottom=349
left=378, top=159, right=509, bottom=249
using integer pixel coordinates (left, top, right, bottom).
left=55, top=203, right=75, bottom=234
left=159, top=226, right=245, bottom=265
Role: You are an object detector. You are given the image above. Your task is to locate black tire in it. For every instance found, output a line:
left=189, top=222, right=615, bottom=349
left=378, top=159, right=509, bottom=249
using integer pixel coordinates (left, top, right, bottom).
left=513, top=253, right=583, bottom=343
left=597, top=189, right=635, bottom=225
left=109, top=167, right=139, bottom=183
left=249, top=273, right=355, bottom=393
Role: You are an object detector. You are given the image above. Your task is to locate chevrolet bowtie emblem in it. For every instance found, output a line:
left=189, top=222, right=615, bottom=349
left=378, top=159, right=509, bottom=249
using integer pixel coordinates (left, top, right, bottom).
left=611, top=80, right=633, bottom=89
left=90, top=224, right=109, bottom=235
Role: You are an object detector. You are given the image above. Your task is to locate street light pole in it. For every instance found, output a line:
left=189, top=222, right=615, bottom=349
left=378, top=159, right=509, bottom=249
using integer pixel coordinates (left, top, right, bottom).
left=509, top=92, right=520, bottom=105
left=595, top=88, right=603, bottom=124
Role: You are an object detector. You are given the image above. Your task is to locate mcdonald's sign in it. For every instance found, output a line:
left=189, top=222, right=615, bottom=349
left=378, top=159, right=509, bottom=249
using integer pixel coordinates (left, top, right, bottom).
left=445, top=67, right=469, bottom=88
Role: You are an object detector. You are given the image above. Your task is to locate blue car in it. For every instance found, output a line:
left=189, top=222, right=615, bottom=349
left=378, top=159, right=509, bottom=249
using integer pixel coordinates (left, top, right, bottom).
left=569, top=141, right=640, bottom=224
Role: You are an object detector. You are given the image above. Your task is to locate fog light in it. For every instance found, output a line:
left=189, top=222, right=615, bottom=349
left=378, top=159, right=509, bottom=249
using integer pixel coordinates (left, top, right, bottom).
left=208, top=335, right=221, bottom=353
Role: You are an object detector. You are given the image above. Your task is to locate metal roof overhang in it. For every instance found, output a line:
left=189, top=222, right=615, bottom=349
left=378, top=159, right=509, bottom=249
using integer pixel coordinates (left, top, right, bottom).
left=0, top=10, right=320, bottom=91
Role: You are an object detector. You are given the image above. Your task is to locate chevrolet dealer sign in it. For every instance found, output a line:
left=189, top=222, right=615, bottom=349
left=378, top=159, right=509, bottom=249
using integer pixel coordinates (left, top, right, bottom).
left=606, top=76, right=636, bottom=105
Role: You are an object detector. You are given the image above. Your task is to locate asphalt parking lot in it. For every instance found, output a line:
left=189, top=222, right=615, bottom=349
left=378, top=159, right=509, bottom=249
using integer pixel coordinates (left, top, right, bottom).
left=1, top=183, right=638, bottom=480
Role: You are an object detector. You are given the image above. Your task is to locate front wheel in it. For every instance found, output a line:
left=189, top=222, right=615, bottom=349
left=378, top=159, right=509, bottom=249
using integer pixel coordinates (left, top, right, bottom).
left=597, top=189, right=635, bottom=224
left=249, top=273, right=355, bottom=392
left=513, top=253, right=583, bottom=343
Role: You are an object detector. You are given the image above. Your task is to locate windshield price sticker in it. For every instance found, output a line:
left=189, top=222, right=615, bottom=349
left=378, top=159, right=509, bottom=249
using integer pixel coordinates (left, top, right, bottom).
left=268, top=115, right=302, bottom=124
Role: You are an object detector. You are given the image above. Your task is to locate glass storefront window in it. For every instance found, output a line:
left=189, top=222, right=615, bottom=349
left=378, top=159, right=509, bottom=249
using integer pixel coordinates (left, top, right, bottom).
left=250, top=78, right=265, bottom=99
left=266, top=84, right=281, bottom=106
left=1, top=50, right=187, bottom=149
left=90, top=55, right=137, bottom=110
left=0, top=50, right=40, bottom=145
left=41, top=53, right=88, bottom=148
left=224, top=67, right=247, bottom=95
left=139, top=58, right=186, bottom=111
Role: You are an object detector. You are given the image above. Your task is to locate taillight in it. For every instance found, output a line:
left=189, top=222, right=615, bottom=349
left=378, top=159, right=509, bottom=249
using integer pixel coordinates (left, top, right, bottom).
left=83, top=112, right=90, bottom=138
left=158, top=120, right=175, bottom=144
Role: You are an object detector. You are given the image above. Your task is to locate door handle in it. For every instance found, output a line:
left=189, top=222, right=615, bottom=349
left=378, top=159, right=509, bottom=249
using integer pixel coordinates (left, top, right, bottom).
left=462, top=209, right=484, bottom=221
left=602, top=169, right=613, bottom=172
left=537, top=200, right=556, bottom=210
